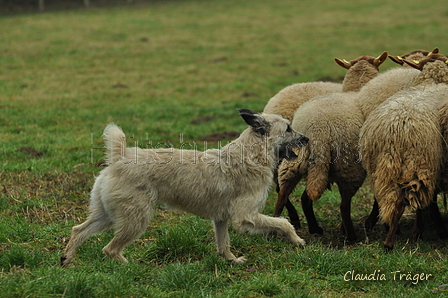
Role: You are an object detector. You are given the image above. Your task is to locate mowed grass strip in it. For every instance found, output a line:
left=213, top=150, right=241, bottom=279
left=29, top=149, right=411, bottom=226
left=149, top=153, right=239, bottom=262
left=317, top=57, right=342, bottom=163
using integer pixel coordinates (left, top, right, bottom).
left=1, top=0, right=448, bottom=297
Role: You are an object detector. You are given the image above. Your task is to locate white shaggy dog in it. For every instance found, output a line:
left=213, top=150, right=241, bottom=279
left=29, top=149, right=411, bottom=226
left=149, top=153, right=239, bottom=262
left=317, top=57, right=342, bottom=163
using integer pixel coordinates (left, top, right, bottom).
left=61, top=109, right=308, bottom=266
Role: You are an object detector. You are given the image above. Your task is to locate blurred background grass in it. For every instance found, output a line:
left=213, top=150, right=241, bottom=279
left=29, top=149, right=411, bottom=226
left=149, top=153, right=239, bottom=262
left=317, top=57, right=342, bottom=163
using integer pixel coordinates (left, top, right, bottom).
left=2, top=0, right=448, bottom=171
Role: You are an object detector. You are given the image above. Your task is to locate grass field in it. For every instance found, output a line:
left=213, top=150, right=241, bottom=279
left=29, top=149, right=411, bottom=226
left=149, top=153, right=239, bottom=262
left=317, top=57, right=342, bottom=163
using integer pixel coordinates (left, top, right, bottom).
left=1, top=0, right=448, bottom=297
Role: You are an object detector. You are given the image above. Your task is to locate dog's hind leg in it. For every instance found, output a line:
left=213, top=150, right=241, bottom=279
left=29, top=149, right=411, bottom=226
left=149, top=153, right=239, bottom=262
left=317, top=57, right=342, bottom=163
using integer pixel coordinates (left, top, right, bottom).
left=237, top=213, right=306, bottom=247
left=102, top=194, right=154, bottom=263
left=61, top=197, right=113, bottom=267
left=213, top=220, right=247, bottom=264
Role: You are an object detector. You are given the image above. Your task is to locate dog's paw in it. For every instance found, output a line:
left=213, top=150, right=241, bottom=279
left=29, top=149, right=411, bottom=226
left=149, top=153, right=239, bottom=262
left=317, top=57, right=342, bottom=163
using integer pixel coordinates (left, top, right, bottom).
left=233, top=256, right=247, bottom=264
left=295, top=238, right=306, bottom=247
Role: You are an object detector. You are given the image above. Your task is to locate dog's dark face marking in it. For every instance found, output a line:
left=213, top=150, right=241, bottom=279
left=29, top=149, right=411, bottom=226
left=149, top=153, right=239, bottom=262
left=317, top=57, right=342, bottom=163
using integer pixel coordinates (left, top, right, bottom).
left=238, top=109, right=309, bottom=160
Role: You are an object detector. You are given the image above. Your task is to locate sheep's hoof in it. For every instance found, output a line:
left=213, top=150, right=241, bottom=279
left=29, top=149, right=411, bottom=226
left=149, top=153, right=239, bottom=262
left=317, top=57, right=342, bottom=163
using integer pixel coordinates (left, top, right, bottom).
left=290, top=220, right=301, bottom=230
left=345, top=234, right=357, bottom=243
left=437, top=230, right=448, bottom=240
left=308, top=226, right=323, bottom=235
left=364, top=218, right=377, bottom=231
left=412, top=229, right=422, bottom=241
left=384, top=244, right=394, bottom=253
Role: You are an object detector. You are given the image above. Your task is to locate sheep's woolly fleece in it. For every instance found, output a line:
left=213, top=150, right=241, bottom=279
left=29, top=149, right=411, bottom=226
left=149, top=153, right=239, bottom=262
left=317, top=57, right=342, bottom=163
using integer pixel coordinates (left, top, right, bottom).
left=359, top=86, right=448, bottom=224
left=357, top=67, right=420, bottom=120
left=263, top=82, right=341, bottom=122
left=264, top=53, right=386, bottom=122
left=279, top=92, right=365, bottom=202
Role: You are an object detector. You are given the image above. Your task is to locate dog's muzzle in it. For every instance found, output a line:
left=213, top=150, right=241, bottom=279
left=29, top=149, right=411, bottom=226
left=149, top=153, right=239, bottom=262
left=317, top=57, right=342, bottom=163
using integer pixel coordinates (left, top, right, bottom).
left=277, top=135, right=309, bottom=160
left=293, top=135, right=309, bottom=148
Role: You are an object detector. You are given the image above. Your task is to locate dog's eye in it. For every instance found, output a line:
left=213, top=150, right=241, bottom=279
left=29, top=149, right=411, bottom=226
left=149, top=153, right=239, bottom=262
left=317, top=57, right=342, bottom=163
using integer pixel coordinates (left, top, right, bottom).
left=286, top=125, right=292, bottom=133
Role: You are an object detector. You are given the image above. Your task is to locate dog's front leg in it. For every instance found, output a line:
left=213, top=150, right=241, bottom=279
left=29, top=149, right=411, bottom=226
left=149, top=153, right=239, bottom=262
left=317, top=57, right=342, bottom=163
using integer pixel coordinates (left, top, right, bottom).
left=239, top=213, right=306, bottom=247
left=213, top=220, right=247, bottom=264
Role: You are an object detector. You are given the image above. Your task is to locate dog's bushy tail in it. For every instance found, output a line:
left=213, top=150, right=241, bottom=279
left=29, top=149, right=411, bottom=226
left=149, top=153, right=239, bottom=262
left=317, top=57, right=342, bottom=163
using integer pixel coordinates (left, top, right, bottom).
left=103, top=123, right=126, bottom=164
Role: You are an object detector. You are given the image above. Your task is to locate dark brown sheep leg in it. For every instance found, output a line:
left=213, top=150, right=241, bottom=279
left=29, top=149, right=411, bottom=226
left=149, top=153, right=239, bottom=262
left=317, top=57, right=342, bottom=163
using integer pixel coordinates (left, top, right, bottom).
left=365, top=198, right=379, bottom=231
left=429, top=195, right=448, bottom=239
left=274, top=177, right=301, bottom=229
left=338, top=183, right=357, bottom=241
left=301, top=190, right=323, bottom=234
left=412, top=209, right=423, bottom=241
left=384, top=192, right=406, bottom=251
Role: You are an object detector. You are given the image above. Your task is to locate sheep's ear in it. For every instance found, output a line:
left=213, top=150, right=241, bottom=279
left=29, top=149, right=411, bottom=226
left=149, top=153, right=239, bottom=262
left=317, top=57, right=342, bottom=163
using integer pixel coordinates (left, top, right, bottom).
left=388, top=55, right=405, bottom=65
left=428, top=48, right=439, bottom=55
left=334, top=57, right=351, bottom=69
left=403, top=59, right=424, bottom=70
left=374, top=51, right=388, bottom=67
left=238, top=109, right=270, bottom=135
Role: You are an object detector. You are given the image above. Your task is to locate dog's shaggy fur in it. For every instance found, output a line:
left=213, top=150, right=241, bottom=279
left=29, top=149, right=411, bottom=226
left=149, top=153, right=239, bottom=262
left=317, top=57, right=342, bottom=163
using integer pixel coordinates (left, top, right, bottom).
left=60, top=110, right=308, bottom=266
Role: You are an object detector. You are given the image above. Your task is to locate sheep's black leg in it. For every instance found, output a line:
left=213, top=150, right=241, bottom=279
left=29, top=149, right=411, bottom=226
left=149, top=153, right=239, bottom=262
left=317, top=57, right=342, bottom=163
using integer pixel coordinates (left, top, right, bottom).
left=365, top=198, right=379, bottom=231
left=285, top=199, right=301, bottom=229
left=384, top=192, right=406, bottom=252
left=429, top=195, right=448, bottom=239
left=301, top=190, right=323, bottom=234
left=338, top=182, right=359, bottom=242
left=412, top=209, right=423, bottom=241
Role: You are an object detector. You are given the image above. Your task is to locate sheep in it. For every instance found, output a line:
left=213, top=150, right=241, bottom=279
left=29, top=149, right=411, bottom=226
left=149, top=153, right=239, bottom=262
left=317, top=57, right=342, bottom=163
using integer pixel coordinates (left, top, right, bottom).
left=358, top=49, right=439, bottom=228
left=275, top=91, right=365, bottom=240
left=358, top=49, right=439, bottom=120
left=388, top=48, right=439, bottom=67
left=273, top=50, right=435, bottom=240
left=263, top=52, right=388, bottom=122
left=266, top=53, right=385, bottom=232
left=359, top=54, right=448, bottom=250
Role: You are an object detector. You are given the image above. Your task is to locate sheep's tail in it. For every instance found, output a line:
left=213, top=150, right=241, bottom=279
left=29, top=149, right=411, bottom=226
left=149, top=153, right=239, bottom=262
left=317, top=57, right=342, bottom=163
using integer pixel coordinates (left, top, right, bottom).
left=305, top=147, right=330, bottom=201
left=373, top=153, right=435, bottom=224
left=401, top=179, right=432, bottom=210
left=277, top=146, right=308, bottom=190
left=103, top=123, right=126, bottom=164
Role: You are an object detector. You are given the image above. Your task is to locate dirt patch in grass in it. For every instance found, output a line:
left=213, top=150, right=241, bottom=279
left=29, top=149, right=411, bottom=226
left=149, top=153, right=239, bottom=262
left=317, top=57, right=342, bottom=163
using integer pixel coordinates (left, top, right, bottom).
left=15, top=146, right=44, bottom=158
left=190, top=116, right=216, bottom=125
left=1, top=171, right=94, bottom=224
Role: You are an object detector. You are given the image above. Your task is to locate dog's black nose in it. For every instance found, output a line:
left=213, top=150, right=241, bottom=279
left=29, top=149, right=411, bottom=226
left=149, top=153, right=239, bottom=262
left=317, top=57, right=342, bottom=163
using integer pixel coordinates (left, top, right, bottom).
left=296, top=136, right=309, bottom=147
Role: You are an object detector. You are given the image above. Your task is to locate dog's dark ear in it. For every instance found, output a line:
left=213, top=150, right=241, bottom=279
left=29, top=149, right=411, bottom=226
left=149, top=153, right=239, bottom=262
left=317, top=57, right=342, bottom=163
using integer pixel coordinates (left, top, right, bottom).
left=238, top=109, right=270, bottom=135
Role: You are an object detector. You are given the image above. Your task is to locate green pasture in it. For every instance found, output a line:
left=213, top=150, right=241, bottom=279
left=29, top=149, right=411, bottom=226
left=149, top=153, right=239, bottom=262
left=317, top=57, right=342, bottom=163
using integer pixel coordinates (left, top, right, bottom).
left=1, top=0, right=448, bottom=297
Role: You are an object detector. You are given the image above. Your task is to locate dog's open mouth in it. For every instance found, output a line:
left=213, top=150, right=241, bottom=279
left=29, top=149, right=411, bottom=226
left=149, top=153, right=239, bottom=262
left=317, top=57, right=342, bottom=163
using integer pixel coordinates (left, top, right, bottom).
left=294, top=136, right=309, bottom=148
left=277, top=136, right=309, bottom=160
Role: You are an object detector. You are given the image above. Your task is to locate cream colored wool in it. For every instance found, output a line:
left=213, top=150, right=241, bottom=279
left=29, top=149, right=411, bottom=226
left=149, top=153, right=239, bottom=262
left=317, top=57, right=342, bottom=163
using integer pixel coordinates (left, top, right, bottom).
left=357, top=67, right=420, bottom=119
left=264, top=53, right=387, bottom=121
left=263, top=81, right=342, bottom=122
left=359, top=86, right=447, bottom=224
left=278, top=92, right=365, bottom=201
left=340, top=59, right=385, bottom=92
left=358, top=50, right=438, bottom=120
